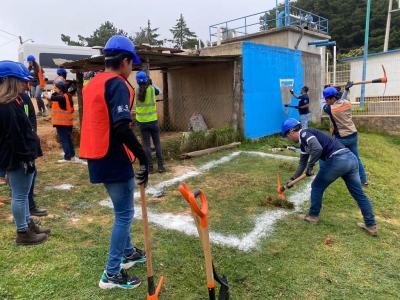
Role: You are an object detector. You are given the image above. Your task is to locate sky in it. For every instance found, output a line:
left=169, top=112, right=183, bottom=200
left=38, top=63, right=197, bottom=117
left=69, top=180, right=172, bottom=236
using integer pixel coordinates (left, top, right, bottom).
left=0, top=0, right=279, bottom=61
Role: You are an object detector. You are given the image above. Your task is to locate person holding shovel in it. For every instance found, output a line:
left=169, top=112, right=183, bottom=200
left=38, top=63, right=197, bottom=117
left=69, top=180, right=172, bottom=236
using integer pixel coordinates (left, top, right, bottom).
left=321, top=85, right=369, bottom=188
left=281, top=118, right=377, bottom=236
left=80, top=35, right=148, bottom=290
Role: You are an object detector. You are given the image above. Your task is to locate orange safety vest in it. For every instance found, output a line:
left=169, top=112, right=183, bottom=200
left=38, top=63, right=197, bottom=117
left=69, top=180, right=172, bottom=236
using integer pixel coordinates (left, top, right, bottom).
left=51, top=93, right=74, bottom=126
left=38, top=66, right=46, bottom=88
left=80, top=72, right=135, bottom=162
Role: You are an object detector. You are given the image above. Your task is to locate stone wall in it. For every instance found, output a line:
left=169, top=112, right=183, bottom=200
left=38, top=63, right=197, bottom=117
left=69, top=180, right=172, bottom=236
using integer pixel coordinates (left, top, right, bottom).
left=322, top=116, right=400, bottom=135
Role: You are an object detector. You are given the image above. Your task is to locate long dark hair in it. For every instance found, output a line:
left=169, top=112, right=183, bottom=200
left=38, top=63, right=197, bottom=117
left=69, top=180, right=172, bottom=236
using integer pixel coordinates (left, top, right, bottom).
left=137, top=82, right=149, bottom=102
left=28, top=61, right=40, bottom=74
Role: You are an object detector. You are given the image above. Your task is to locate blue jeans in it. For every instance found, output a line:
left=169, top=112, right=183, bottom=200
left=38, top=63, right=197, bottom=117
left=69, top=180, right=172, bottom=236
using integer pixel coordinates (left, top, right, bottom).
left=337, top=133, right=367, bottom=184
left=28, top=169, right=37, bottom=209
left=104, top=177, right=135, bottom=275
left=300, top=113, right=310, bottom=129
left=56, top=126, right=75, bottom=160
left=8, top=164, right=34, bottom=231
left=138, top=120, right=164, bottom=167
left=310, top=151, right=376, bottom=227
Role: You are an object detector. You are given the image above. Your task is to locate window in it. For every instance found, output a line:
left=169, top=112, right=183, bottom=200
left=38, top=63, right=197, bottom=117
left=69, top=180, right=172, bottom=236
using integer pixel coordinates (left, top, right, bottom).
left=39, top=53, right=91, bottom=68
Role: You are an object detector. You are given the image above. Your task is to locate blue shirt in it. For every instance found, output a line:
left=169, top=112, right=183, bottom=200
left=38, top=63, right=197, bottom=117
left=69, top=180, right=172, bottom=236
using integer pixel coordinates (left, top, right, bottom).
left=298, top=94, right=310, bottom=115
left=299, top=128, right=345, bottom=161
left=87, top=77, right=134, bottom=183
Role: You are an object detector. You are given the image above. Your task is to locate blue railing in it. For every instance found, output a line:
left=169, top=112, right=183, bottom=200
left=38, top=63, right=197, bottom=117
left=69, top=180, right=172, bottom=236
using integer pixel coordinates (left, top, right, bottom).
left=209, top=5, right=329, bottom=43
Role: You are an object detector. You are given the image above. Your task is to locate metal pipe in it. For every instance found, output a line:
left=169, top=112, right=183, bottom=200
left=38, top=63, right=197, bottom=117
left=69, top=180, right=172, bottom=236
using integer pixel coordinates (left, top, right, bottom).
left=361, top=0, right=372, bottom=107
left=285, top=0, right=290, bottom=27
left=384, top=0, right=393, bottom=52
left=315, top=42, right=336, bottom=47
left=333, top=45, right=337, bottom=85
left=308, top=39, right=329, bottom=45
left=276, top=0, right=279, bottom=28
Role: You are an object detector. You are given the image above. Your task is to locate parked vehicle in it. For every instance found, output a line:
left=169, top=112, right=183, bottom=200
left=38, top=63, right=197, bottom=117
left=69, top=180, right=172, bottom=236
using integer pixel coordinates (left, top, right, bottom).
left=18, top=43, right=99, bottom=89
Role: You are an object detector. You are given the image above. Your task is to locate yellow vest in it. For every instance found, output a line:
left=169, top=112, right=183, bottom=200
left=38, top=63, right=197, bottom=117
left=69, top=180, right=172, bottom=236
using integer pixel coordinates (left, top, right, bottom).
left=134, top=86, right=157, bottom=123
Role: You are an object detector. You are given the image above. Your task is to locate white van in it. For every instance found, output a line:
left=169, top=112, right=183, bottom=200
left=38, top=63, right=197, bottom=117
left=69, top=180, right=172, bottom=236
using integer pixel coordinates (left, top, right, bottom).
left=18, top=43, right=99, bottom=89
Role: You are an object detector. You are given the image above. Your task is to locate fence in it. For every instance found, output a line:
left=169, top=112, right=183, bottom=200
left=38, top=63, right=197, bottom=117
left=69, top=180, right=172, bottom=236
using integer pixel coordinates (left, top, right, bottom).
left=209, top=5, right=329, bottom=44
left=325, top=58, right=400, bottom=116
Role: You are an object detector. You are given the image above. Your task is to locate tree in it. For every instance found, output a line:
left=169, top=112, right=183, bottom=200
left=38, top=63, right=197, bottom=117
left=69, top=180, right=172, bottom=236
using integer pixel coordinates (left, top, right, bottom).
left=61, top=21, right=130, bottom=47
left=290, top=0, right=400, bottom=54
left=132, top=20, right=163, bottom=46
left=169, top=14, right=198, bottom=49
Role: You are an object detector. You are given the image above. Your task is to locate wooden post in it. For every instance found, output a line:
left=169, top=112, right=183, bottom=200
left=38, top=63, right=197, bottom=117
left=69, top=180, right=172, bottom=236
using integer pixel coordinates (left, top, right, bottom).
left=76, top=72, right=84, bottom=128
left=141, top=58, right=150, bottom=75
left=162, top=69, right=170, bottom=129
left=232, top=60, right=243, bottom=132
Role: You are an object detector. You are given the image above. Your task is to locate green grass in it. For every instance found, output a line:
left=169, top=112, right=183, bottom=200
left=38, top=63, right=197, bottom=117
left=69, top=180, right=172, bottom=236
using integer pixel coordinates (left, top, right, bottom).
left=1, top=132, right=400, bottom=299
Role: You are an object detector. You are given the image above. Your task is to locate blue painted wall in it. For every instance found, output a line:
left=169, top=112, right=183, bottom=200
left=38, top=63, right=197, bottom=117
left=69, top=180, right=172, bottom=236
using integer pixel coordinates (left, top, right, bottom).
left=242, top=42, right=304, bottom=138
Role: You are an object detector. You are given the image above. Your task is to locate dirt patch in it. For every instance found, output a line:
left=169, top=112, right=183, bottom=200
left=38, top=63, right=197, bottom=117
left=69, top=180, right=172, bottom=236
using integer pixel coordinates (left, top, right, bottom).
left=169, top=164, right=197, bottom=177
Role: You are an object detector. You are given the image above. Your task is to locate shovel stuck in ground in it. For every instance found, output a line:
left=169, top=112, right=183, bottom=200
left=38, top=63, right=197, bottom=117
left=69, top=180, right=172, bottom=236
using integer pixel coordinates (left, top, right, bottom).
left=178, top=182, right=230, bottom=300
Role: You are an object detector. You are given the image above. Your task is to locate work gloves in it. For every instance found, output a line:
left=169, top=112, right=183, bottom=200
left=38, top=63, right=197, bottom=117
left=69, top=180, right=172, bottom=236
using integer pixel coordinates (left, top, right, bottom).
left=290, top=89, right=294, bottom=95
left=345, top=81, right=353, bottom=91
left=135, top=165, right=149, bottom=188
left=22, top=161, right=35, bottom=174
left=286, top=177, right=295, bottom=188
left=305, top=168, right=314, bottom=177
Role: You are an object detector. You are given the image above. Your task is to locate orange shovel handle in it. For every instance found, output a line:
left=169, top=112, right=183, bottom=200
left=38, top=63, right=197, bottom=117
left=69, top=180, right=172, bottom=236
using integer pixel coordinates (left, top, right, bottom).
left=178, top=182, right=209, bottom=228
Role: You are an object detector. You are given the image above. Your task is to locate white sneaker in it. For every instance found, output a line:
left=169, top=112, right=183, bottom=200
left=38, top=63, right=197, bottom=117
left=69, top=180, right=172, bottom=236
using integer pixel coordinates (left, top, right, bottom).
left=71, top=157, right=88, bottom=165
left=57, top=159, right=72, bottom=164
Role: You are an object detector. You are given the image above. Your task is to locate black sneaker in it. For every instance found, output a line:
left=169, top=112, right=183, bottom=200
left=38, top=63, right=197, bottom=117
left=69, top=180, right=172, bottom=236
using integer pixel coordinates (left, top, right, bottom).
left=120, top=248, right=146, bottom=269
left=98, top=268, right=141, bottom=289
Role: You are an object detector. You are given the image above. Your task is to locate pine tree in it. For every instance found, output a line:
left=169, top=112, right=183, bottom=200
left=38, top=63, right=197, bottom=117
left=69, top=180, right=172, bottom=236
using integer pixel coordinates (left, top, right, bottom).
left=169, top=14, right=198, bottom=49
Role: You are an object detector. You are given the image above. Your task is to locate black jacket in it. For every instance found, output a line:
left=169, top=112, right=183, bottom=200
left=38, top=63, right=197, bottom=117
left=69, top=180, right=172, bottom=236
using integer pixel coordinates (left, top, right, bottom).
left=0, top=98, right=42, bottom=171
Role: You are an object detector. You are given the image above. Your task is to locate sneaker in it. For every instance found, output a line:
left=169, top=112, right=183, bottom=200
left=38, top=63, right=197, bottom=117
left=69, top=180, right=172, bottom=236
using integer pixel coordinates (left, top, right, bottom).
left=42, top=111, right=47, bottom=117
left=158, top=165, right=166, bottom=173
left=362, top=183, right=369, bottom=188
left=120, top=248, right=146, bottom=269
left=70, top=157, right=86, bottom=164
left=99, top=268, right=141, bottom=290
left=298, top=214, right=319, bottom=225
left=57, top=159, right=72, bottom=164
left=357, top=223, right=377, bottom=236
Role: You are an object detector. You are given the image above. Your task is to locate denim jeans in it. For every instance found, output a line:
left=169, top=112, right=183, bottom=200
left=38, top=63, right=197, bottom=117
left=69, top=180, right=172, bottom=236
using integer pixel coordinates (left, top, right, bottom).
left=30, top=85, right=46, bottom=113
left=300, top=113, right=310, bottom=129
left=28, top=169, right=37, bottom=209
left=337, top=133, right=367, bottom=184
left=137, top=120, right=164, bottom=167
left=104, top=177, right=135, bottom=275
left=56, top=126, right=75, bottom=160
left=8, top=164, right=34, bottom=231
left=310, top=151, right=376, bottom=227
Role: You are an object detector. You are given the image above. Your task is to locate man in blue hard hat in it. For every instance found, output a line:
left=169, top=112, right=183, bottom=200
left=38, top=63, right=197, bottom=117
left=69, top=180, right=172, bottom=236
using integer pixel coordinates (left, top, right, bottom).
left=290, top=86, right=310, bottom=129
left=281, top=118, right=377, bottom=236
left=80, top=35, right=148, bottom=290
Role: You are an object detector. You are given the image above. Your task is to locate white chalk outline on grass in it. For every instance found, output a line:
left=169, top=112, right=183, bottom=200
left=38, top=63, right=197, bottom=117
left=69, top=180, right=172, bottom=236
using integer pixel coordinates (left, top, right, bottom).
left=99, top=151, right=311, bottom=251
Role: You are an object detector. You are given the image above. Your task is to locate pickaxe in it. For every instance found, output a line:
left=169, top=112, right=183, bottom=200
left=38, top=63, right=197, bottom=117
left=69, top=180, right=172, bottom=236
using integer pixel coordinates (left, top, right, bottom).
left=332, top=65, right=387, bottom=95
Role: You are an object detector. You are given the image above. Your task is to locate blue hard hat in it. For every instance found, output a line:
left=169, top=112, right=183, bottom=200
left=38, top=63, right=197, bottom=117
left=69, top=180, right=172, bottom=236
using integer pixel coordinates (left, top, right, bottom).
left=17, top=62, right=33, bottom=80
left=103, top=35, right=140, bottom=64
left=136, top=71, right=148, bottom=83
left=323, top=86, right=339, bottom=98
left=57, top=68, right=67, bottom=75
left=0, top=60, right=31, bottom=82
left=27, top=55, right=35, bottom=63
left=281, top=118, right=301, bottom=138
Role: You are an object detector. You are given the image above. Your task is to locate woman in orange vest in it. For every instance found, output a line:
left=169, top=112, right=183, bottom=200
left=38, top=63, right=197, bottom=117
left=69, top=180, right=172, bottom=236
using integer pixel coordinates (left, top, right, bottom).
left=27, top=55, right=48, bottom=116
left=43, top=83, right=78, bottom=163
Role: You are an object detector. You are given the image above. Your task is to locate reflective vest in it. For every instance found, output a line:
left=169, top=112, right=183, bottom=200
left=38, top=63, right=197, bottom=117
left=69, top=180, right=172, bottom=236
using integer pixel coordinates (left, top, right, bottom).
left=134, top=85, right=157, bottom=122
left=80, top=72, right=135, bottom=162
left=52, top=76, right=67, bottom=93
left=51, top=93, right=74, bottom=126
left=38, top=66, right=46, bottom=88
